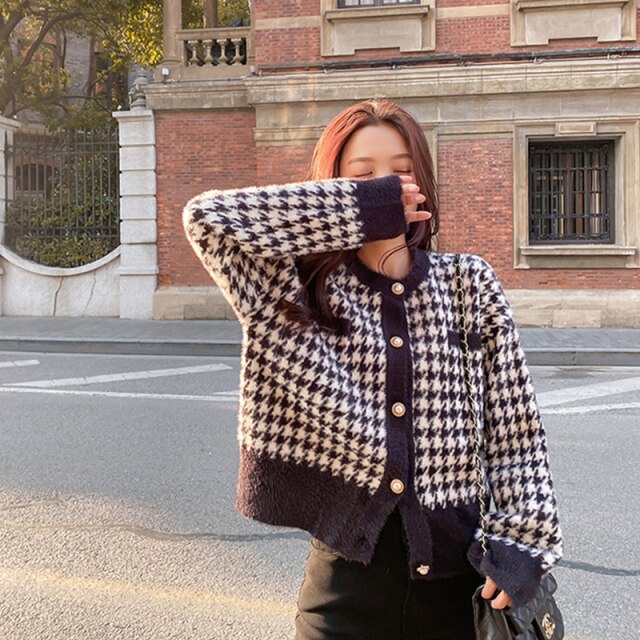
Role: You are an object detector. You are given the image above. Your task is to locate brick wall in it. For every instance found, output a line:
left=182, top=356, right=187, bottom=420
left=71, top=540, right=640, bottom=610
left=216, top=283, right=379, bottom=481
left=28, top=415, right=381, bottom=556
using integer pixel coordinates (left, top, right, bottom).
left=155, top=109, right=257, bottom=287
left=254, top=2, right=640, bottom=68
left=437, top=138, right=640, bottom=289
left=158, top=128, right=640, bottom=290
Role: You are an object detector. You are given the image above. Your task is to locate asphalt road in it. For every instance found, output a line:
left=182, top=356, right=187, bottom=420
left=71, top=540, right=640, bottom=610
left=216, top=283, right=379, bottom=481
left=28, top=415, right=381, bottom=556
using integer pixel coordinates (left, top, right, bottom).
left=0, top=351, right=638, bottom=639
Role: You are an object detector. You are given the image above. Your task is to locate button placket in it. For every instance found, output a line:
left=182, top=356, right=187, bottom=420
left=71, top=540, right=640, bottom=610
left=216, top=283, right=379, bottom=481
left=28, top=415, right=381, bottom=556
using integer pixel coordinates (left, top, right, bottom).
left=387, top=280, right=410, bottom=502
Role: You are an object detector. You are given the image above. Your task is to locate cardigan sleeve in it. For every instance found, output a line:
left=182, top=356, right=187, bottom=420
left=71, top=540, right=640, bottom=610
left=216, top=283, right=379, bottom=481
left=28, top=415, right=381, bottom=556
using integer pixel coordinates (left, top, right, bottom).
left=466, top=257, right=564, bottom=608
left=182, top=174, right=407, bottom=321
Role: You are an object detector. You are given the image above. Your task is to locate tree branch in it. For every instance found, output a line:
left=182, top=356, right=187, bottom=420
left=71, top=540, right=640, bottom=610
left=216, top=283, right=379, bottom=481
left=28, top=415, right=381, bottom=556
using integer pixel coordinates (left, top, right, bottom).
left=0, top=8, right=28, bottom=46
left=20, top=12, right=84, bottom=69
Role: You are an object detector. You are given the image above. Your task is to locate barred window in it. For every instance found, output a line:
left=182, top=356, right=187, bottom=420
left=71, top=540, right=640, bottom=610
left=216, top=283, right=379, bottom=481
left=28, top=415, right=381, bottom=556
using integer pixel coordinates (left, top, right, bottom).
left=528, top=141, right=614, bottom=244
left=337, top=0, right=421, bottom=7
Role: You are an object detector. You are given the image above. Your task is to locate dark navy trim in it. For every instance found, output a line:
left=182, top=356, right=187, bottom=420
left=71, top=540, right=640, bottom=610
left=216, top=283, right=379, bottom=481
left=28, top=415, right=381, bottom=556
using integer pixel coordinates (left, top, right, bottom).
left=377, top=253, right=439, bottom=579
left=467, top=536, right=545, bottom=608
left=237, top=445, right=482, bottom=579
left=355, top=174, right=408, bottom=243
left=346, top=246, right=430, bottom=296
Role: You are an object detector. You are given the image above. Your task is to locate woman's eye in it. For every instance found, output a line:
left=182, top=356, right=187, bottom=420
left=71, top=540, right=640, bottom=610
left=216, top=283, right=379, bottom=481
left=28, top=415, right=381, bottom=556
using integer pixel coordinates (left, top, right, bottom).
left=355, top=170, right=411, bottom=178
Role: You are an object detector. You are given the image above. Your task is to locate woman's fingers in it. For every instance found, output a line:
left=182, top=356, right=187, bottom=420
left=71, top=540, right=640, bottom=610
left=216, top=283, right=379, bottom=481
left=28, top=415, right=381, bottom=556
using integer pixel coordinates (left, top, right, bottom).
left=399, top=175, right=429, bottom=223
left=482, top=577, right=497, bottom=599
left=481, top=576, right=513, bottom=610
left=406, top=210, right=432, bottom=224
left=491, top=591, right=512, bottom=610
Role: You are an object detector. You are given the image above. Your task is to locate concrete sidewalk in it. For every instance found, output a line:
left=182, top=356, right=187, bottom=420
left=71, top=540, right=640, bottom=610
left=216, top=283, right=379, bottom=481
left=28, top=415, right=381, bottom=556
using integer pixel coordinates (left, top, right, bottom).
left=0, top=316, right=639, bottom=366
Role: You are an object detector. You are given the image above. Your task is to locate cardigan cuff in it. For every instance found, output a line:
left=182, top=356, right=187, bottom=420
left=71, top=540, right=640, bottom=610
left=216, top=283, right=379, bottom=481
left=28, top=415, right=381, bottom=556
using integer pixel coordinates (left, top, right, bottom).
left=354, top=174, right=408, bottom=243
left=466, top=536, right=546, bottom=609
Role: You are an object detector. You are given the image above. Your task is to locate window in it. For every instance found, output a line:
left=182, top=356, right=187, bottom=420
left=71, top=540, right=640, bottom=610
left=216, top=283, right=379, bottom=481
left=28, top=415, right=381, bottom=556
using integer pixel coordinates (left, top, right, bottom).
left=322, top=0, right=434, bottom=56
left=337, top=0, right=420, bottom=6
left=528, top=141, right=614, bottom=245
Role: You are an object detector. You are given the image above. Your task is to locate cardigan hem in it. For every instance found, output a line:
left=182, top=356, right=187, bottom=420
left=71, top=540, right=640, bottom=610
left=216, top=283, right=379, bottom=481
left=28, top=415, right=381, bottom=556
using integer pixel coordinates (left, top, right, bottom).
left=236, top=446, right=490, bottom=582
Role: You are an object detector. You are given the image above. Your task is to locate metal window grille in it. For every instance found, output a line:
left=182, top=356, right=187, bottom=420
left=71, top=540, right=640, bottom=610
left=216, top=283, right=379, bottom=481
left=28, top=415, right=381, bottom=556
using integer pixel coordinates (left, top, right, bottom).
left=3, top=122, right=120, bottom=268
left=528, top=141, right=614, bottom=244
left=337, top=0, right=421, bottom=7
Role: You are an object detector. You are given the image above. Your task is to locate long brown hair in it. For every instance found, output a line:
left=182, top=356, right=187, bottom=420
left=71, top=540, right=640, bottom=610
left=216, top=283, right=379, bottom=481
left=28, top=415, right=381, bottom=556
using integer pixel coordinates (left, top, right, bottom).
left=275, top=98, right=439, bottom=332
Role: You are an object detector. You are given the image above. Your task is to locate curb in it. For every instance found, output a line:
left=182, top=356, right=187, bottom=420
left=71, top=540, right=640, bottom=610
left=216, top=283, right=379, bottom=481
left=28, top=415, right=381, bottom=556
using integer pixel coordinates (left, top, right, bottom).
left=525, top=348, right=640, bottom=367
left=0, top=338, right=241, bottom=357
left=1, top=337, right=640, bottom=366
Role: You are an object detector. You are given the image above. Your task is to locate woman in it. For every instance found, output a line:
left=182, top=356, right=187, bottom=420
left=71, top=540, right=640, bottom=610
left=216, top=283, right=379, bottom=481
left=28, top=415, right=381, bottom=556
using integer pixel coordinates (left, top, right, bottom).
left=182, top=99, right=563, bottom=639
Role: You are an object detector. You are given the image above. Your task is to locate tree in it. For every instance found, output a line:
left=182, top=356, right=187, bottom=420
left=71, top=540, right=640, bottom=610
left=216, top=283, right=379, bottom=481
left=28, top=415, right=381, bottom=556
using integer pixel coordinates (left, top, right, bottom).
left=0, top=0, right=251, bottom=128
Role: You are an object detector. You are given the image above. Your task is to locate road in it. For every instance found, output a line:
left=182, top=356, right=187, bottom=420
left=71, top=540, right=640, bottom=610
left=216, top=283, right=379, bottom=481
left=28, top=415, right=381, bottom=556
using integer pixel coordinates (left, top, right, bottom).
left=0, top=351, right=638, bottom=639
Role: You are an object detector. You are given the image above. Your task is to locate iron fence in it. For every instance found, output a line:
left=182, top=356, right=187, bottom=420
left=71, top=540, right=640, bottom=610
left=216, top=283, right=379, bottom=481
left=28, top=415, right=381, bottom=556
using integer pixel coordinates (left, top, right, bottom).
left=3, top=121, right=120, bottom=268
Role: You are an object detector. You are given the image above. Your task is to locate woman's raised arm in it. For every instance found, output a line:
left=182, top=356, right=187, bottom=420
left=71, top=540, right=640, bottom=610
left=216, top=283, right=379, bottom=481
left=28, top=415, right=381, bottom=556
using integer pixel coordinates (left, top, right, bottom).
left=182, top=174, right=422, bottom=322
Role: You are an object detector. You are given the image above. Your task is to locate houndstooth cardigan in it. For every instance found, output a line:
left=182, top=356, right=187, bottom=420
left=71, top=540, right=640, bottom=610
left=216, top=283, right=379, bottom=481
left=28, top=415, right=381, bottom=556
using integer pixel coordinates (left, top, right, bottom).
left=182, top=173, right=563, bottom=608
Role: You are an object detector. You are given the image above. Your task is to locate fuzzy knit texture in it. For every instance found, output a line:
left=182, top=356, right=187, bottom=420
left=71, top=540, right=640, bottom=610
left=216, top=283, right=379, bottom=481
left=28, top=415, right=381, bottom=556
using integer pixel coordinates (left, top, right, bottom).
left=182, top=173, right=563, bottom=608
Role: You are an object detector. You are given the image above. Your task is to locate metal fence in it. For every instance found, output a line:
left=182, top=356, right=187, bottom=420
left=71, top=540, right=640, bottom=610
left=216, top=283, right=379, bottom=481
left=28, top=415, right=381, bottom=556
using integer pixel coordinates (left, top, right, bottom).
left=3, top=122, right=120, bottom=268
left=528, top=141, right=614, bottom=244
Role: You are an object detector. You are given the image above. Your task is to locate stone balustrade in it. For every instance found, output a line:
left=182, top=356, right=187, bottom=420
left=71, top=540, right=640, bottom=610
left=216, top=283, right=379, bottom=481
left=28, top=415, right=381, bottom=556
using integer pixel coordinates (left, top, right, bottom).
left=161, top=27, right=253, bottom=80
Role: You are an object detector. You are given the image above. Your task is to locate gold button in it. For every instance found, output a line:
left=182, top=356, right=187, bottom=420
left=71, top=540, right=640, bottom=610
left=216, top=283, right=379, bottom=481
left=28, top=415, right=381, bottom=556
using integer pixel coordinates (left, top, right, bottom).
left=390, top=336, right=404, bottom=348
left=390, top=479, right=405, bottom=494
left=416, top=564, right=431, bottom=575
left=391, top=282, right=404, bottom=295
left=391, top=402, right=406, bottom=417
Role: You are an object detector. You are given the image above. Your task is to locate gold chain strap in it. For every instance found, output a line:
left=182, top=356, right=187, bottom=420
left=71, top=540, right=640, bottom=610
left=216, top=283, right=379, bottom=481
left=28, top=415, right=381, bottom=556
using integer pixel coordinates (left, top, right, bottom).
left=453, top=254, right=489, bottom=557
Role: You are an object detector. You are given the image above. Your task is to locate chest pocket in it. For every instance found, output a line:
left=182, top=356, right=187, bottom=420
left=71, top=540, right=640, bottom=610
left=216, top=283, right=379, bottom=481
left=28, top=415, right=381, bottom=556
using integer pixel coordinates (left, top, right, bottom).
left=447, top=328, right=482, bottom=351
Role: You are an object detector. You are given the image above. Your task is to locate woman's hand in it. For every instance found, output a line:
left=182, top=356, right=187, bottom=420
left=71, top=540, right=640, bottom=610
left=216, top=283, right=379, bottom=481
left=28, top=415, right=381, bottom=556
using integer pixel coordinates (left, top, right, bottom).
left=398, top=174, right=431, bottom=224
left=482, top=577, right=513, bottom=610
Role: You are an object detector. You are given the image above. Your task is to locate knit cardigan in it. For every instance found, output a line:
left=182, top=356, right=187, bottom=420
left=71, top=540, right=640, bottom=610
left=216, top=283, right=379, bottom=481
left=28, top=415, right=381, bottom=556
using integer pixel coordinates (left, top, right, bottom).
left=182, top=173, right=563, bottom=608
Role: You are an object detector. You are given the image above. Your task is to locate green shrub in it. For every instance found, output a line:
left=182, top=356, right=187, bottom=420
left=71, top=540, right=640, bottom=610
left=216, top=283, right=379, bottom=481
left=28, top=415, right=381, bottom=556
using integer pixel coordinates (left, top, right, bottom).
left=5, top=194, right=119, bottom=268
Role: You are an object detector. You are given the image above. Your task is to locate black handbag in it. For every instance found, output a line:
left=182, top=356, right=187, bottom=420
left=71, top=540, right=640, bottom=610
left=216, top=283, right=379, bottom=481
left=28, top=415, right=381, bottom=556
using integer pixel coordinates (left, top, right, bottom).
left=453, top=254, right=565, bottom=640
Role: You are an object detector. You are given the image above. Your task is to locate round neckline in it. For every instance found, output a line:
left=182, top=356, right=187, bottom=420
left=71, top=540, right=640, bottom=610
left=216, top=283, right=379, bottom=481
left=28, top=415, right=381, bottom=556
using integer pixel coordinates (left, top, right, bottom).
left=346, top=246, right=429, bottom=295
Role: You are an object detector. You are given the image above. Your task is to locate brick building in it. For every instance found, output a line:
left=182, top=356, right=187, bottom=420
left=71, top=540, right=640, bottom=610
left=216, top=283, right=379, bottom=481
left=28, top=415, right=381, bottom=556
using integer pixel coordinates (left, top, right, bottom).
left=141, top=0, right=640, bottom=327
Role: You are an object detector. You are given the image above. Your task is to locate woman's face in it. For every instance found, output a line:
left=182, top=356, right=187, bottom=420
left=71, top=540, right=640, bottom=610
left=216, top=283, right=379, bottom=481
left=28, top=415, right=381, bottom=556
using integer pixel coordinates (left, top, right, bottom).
left=337, top=122, right=414, bottom=182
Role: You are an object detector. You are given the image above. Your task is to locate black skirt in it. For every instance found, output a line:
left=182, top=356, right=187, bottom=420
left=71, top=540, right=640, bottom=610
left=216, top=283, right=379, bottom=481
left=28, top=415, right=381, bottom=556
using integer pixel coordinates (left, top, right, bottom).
left=294, top=507, right=484, bottom=640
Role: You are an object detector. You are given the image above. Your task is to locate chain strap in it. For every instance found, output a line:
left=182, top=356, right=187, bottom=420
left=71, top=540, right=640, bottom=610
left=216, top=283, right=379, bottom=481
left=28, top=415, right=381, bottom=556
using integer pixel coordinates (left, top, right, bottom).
left=453, top=254, right=489, bottom=557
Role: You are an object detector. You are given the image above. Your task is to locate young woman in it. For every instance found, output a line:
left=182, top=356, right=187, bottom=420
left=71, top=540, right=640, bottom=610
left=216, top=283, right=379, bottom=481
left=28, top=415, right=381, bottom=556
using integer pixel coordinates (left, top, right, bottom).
left=182, top=98, right=563, bottom=640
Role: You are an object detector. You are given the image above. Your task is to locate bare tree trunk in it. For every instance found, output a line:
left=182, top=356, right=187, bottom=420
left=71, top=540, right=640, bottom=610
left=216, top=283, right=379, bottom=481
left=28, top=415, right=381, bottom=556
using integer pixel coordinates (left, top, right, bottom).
left=204, top=0, right=218, bottom=28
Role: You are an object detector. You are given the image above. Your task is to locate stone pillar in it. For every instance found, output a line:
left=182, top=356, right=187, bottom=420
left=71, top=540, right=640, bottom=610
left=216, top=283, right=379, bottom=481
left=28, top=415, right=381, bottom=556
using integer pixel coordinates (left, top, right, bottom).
left=204, top=0, right=218, bottom=28
left=113, top=84, right=157, bottom=320
left=163, top=0, right=182, bottom=63
left=0, top=116, right=22, bottom=315
left=0, top=116, right=21, bottom=245
left=154, top=0, right=183, bottom=83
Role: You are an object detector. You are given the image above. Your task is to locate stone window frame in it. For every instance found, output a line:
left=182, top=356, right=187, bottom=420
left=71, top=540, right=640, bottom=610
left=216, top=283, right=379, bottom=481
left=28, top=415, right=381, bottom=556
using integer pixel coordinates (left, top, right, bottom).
left=510, top=0, right=637, bottom=47
left=321, top=0, right=436, bottom=57
left=513, top=121, right=640, bottom=269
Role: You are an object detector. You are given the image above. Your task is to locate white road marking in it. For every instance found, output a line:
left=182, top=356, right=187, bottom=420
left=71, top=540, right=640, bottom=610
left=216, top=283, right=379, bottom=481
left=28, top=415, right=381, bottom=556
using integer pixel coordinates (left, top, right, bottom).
left=537, top=376, right=640, bottom=408
left=543, top=402, right=640, bottom=415
left=5, top=363, right=232, bottom=388
left=0, top=387, right=239, bottom=402
left=0, top=359, right=40, bottom=368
